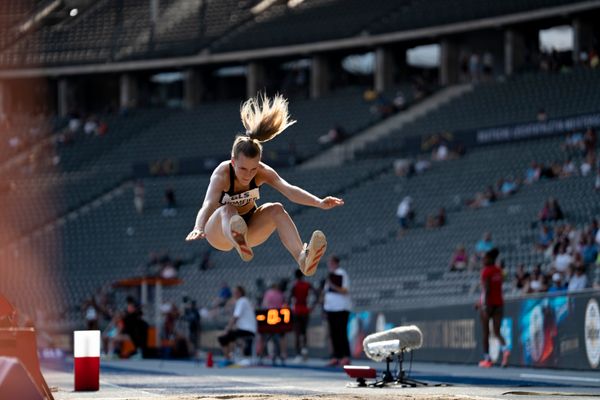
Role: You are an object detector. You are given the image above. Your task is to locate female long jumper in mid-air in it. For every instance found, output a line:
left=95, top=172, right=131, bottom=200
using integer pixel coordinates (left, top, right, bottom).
left=185, top=93, right=344, bottom=276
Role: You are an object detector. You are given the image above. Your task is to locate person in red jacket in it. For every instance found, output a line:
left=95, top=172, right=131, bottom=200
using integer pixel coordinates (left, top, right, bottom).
left=289, top=269, right=317, bottom=362
left=478, top=248, right=510, bottom=368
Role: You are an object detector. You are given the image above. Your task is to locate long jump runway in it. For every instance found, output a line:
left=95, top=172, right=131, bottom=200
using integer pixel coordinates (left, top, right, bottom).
left=45, top=358, right=600, bottom=400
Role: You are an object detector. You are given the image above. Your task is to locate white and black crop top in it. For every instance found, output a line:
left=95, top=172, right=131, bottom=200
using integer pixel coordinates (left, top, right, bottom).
left=219, top=163, right=261, bottom=207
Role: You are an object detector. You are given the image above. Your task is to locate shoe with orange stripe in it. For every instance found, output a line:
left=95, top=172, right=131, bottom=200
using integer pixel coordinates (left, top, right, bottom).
left=299, top=230, right=327, bottom=276
left=230, top=215, right=253, bottom=262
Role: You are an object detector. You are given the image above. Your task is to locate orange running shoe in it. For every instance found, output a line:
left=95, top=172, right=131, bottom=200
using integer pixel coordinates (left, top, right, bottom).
left=478, top=359, right=493, bottom=368
left=299, top=230, right=327, bottom=276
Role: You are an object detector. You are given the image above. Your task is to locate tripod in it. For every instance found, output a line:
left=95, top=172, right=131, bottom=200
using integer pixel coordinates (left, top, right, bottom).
left=374, top=350, right=427, bottom=388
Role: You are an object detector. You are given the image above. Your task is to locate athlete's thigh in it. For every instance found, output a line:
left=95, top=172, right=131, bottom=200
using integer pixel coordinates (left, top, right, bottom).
left=247, top=203, right=278, bottom=247
left=204, top=206, right=234, bottom=251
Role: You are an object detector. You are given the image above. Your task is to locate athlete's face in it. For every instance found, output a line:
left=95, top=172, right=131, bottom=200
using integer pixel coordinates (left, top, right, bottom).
left=232, top=154, right=260, bottom=186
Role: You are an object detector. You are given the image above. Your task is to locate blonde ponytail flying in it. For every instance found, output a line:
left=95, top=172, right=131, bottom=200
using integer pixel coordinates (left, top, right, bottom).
left=232, top=93, right=296, bottom=159
left=241, top=93, right=296, bottom=143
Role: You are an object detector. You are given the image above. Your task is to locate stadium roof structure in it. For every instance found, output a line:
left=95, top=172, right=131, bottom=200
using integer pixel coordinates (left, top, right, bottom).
left=0, top=0, right=599, bottom=78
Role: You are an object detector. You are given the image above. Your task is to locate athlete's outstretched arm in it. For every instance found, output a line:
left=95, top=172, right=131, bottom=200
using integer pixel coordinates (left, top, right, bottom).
left=186, top=167, right=227, bottom=241
left=261, top=164, right=344, bottom=209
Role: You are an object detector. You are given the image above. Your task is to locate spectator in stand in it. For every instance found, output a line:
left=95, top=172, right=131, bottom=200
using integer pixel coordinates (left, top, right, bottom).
left=581, top=234, right=598, bottom=265
left=548, top=273, right=567, bottom=293
left=538, top=197, right=564, bottom=222
left=568, top=266, right=588, bottom=292
left=581, top=153, right=595, bottom=177
left=535, top=225, right=554, bottom=251
left=199, top=249, right=214, bottom=271
left=486, top=186, right=498, bottom=203
left=449, top=244, right=468, bottom=272
left=82, top=297, right=100, bottom=331
left=553, top=243, right=572, bottom=274
left=590, top=49, right=600, bottom=68
left=482, top=52, right=494, bottom=80
left=475, top=232, right=494, bottom=255
left=396, top=196, right=414, bottom=236
left=68, top=112, right=81, bottom=133
left=392, top=91, right=407, bottom=112
left=162, top=187, right=177, bottom=217
left=160, top=260, right=178, bottom=279
left=468, top=53, right=481, bottom=82
left=560, top=157, right=577, bottom=178
left=103, top=312, right=128, bottom=359
left=538, top=162, right=556, bottom=180
left=470, top=232, right=494, bottom=269
left=512, top=264, right=530, bottom=293
left=467, top=189, right=483, bottom=209
left=318, top=124, right=346, bottom=146
left=97, top=120, right=108, bottom=136
left=432, top=141, right=449, bottom=161
left=536, top=108, right=547, bottom=122
left=369, top=92, right=395, bottom=119
left=499, top=176, right=519, bottom=196
left=133, top=181, right=145, bottom=214
left=562, top=131, right=585, bottom=155
left=393, top=158, right=414, bottom=178
left=583, top=127, right=597, bottom=157
left=414, top=155, right=431, bottom=175
left=83, top=116, right=98, bottom=135
left=528, top=264, right=547, bottom=293
left=214, top=282, right=232, bottom=308
left=426, top=208, right=446, bottom=229
left=595, top=166, right=600, bottom=191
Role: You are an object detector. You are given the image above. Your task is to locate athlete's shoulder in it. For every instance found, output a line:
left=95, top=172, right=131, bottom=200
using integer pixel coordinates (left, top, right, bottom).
left=258, top=160, right=273, bottom=171
left=209, top=161, right=231, bottom=186
left=211, top=161, right=230, bottom=177
left=255, top=161, right=277, bottom=184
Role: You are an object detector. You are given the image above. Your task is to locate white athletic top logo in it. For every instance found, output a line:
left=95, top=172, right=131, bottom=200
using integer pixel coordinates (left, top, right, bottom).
left=221, top=188, right=260, bottom=207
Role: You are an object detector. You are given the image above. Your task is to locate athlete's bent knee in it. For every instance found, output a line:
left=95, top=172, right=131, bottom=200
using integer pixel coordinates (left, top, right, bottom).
left=266, top=202, right=286, bottom=215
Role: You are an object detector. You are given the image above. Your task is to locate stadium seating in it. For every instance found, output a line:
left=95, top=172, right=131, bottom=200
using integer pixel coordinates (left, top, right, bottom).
left=2, top=127, right=596, bottom=327
left=211, top=0, right=580, bottom=53
left=1, top=65, right=599, bottom=330
left=359, top=69, right=600, bottom=158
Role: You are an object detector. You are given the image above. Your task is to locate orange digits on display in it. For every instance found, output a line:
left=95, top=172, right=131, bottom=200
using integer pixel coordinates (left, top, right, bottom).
left=280, top=308, right=290, bottom=323
left=266, top=309, right=281, bottom=325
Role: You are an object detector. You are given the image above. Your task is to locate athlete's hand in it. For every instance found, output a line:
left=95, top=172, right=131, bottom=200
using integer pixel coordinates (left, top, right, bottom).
left=319, top=196, right=344, bottom=210
left=185, top=228, right=206, bottom=241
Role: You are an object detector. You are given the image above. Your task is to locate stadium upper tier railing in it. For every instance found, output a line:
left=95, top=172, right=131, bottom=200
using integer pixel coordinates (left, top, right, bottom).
left=0, top=0, right=590, bottom=68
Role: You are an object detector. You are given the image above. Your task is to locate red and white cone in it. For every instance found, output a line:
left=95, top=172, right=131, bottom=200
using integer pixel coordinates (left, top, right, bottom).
left=74, top=330, right=100, bottom=391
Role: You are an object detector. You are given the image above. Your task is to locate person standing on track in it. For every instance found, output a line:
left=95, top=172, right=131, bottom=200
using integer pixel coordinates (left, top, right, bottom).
left=477, top=248, right=510, bottom=368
